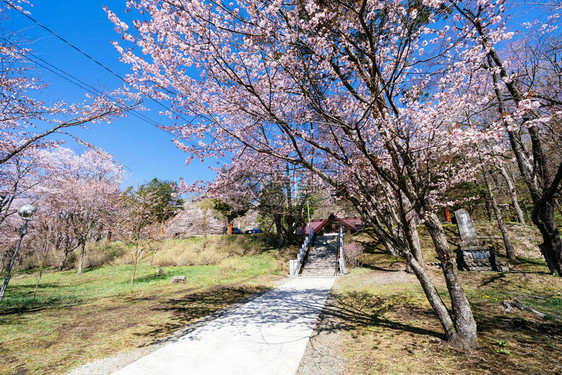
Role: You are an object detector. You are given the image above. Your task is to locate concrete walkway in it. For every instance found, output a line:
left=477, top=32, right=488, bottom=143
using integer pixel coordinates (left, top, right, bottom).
left=113, top=277, right=335, bottom=375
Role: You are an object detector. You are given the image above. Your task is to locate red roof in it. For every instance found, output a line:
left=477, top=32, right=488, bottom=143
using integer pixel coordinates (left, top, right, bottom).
left=304, top=214, right=363, bottom=234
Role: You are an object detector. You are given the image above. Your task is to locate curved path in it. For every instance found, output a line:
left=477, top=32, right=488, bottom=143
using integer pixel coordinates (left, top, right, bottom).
left=112, top=277, right=335, bottom=375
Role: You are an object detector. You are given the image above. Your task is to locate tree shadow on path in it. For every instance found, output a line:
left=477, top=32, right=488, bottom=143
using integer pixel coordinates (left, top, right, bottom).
left=133, top=285, right=271, bottom=345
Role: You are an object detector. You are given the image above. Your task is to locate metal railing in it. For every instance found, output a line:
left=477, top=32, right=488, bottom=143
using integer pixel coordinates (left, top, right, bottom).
left=289, top=227, right=315, bottom=276
left=338, top=225, right=346, bottom=275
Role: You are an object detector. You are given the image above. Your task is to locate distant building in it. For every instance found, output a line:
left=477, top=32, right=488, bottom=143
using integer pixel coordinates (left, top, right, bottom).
left=305, top=214, right=363, bottom=235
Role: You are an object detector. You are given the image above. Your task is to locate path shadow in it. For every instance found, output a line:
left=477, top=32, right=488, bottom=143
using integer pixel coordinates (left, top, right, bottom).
left=134, top=285, right=271, bottom=344
left=0, top=282, right=86, bottom=317
left=136, top=280, right=445, bottom=351
left=130, top=273, right=169, bottom=284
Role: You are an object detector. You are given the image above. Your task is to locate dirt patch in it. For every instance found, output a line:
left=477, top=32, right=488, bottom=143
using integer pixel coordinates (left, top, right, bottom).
left=343, top=268, right=418, bottom=288
left=297, top=292, right=346, bottom=375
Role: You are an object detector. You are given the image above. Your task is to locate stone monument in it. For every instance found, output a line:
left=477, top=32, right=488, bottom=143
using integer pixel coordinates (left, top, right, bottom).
left=455, top=209, right=502, bottom=271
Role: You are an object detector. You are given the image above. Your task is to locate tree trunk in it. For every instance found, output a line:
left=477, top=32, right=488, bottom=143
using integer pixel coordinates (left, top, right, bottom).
left=403, top=220, right=424, bottom=273
left=484, top=197, right=493, bottom=222
left=533, top=200, right=562, bottom=275
left=382, top=219, right=401, bottom=256
left=382, top=238, right=400, bottom=257
left=274, top=214, right=286, bottom=248
left=363, top=214, right=401, bottom=257
left=33, top=229, right=52, bottom=299
left=131, top=246, right=140, bottom=286
left=58, top=248, right=69, bottom=271
left=483, top=168, right=516, bottom=260
left=409, top=218, right=424, bottom=267
left=499, top=165, right=526, bottom=225
left=405, top=253, right=458, bottom=344
left=77, top=241, right=86, bottom=275
left=423, top=213, right=478, bottom=351
left=474, top=33, right=562, bottom=275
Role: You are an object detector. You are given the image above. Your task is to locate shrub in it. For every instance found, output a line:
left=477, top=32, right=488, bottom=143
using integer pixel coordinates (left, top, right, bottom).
left=345, top=242, right=364, bottom=268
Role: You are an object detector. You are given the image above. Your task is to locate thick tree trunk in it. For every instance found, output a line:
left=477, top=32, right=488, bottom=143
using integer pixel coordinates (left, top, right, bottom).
left=274, top=214, right=286, bottom=248
left=58, top=249, right=69, bottom=271
left=483, top=168, right=516, bottom=260
left=499, top=165, right=526, bottom=225
left=77, top=242, right=86, bottom=275
left=405, top=253, right=457, bottom=343
left=423, top=213, right=478, bottom=351
left=533, top=200, right=562, bottom=275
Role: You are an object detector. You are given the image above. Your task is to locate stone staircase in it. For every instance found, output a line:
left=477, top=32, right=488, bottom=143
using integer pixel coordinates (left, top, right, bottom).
left=300, top=234, right=338, bottom=277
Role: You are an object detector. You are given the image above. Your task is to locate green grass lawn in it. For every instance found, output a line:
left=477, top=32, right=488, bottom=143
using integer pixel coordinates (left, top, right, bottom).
left=0, top=253, right=284, bottom=374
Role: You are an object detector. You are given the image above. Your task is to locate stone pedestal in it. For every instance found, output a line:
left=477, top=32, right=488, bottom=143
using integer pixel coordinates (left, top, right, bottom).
left=456, top=240, right=506, bottom=271
left=454, top=209, right=508, bottom=272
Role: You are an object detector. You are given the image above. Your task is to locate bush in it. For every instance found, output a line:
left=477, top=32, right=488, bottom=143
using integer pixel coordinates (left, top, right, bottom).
left=345, top=242, right=364, bottom=268
left=12, top=233, right=288, bottom=271
left=85, top=242, right=130, bottom=268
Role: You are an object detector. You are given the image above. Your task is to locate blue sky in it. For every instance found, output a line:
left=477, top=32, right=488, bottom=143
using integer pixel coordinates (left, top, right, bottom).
left=3, top=0, right=217, bottom=188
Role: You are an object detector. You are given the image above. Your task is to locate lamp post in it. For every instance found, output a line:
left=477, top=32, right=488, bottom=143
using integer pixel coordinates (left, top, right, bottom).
left=0, top=204, right=36, bottom=304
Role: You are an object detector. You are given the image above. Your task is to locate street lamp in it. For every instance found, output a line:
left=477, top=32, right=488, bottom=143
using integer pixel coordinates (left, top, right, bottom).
left=0, top=204, right=36, bottom=304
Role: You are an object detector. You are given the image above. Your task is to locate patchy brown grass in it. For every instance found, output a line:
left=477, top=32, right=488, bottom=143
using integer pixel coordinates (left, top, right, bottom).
left=331, top=268, right=561, bottom=374
left=329, top=222, right=562, bottom=374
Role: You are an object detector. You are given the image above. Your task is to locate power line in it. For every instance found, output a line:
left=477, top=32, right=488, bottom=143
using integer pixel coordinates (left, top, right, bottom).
left=2, top=0, right=233, bottom=166
left=1, top=36, right=172, bottom=136
left=1, top=0, right=202, bottom=133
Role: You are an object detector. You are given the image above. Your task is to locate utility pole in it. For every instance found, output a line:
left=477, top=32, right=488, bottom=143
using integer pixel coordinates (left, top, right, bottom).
left=293, top=168, right=298, bottom=233
left=306, top=197, right=311, bottom=226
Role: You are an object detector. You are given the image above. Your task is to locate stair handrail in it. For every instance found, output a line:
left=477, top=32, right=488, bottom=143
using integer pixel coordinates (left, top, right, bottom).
left=290, top=226, right=315, bottom=276
left=338, top=225, right=346, bottom=275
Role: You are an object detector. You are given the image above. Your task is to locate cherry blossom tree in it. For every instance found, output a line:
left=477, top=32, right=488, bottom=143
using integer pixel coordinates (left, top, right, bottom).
left=0, top=147, right=69, bottom=274
left=164, top=199, right=224, bottom=237
left=106, top=0, right=557, bottom=350
left=39, top=148, right=123, bottom=274
left=0, top=146, right=123, bottom=278
left=0, top=148, right=54, bottom=226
